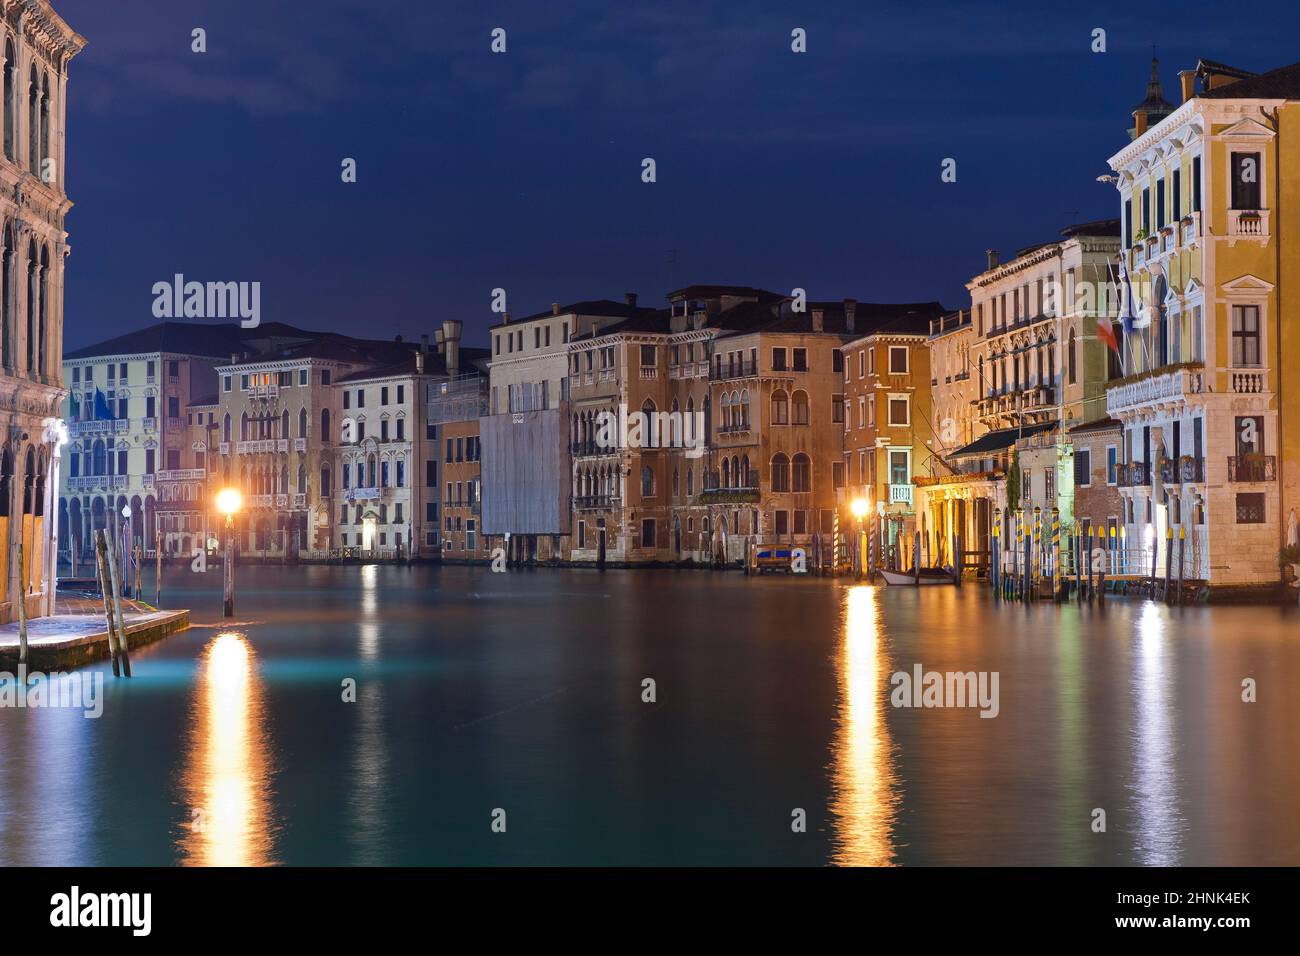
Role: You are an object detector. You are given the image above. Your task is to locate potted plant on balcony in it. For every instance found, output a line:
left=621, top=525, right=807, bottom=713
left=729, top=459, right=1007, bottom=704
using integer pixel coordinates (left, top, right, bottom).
left=1278, top=544, right=1300, bottom=583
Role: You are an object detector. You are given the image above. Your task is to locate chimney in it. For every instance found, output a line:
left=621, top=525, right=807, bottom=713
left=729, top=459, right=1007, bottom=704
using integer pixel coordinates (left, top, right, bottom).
left=502, top=312, right=510, bottom=324
left=986, top=249, right=1000, bottom=270
left=1133, top=111, right=1148, bottom=137
left=843, top=298, right=857, bottom=334
left=415, top=350, right=425, bottom=374
left=230, top=353, right=238, bottom=364
left=625, top=292, right=638, bottom=307
left=1179, top=69, right=1196, bottom=103
left=442, top=319, right=462, bottom=378
left=420, top=333, right=430, bottom=353
left=811, top=308, right=824, bottom=333
left=435, top=329, right=446, bottom=354
left=551, top=302, right=560, bottom=316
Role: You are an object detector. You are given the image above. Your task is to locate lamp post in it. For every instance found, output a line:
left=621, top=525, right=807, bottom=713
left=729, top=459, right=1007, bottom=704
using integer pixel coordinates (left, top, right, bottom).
left=216, top=488, right=242, bottom=617
left=850, top=497, right=868, bottom=580
left=120, top=504, right=132, bottom=598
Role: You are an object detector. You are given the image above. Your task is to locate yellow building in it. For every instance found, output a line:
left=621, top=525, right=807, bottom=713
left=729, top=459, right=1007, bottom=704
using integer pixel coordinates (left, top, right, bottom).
left=1105, top=57, right=1300, bottom=589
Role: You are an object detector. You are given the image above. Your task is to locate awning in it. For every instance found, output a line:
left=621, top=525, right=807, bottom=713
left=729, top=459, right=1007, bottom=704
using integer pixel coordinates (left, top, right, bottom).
left=950, top=421, right=1055, bottom=458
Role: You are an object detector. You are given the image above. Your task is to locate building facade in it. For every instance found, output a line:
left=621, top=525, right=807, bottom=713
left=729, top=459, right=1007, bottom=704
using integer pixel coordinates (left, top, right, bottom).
left=1105, top=57, right=1300, bottom=588
left=1, top=2, right=82, bottom=621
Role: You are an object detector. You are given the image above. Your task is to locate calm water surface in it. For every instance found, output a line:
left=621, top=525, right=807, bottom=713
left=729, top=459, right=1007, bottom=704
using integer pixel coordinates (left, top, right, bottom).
left=1, top=565, right=1297, bottom=866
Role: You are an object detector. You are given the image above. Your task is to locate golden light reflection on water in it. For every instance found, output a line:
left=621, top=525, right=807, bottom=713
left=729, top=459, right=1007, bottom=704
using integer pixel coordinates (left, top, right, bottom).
left=1131, top=602, right=1183, bottom=864
left=178, top=632, right=276, bottom=866
left=830, top=585, right=900, bottom=866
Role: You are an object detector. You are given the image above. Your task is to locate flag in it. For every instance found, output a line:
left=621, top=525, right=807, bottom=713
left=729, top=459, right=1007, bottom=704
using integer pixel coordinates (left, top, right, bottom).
left=93, top=388, right=114, bottom=420
left=1116, top=253, right=1138, bottom=334
left=1097, top=312, right=1120, bottom=356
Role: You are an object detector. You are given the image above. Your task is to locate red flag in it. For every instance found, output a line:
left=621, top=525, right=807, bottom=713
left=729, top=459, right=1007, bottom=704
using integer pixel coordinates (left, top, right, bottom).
left=1097, top=314, right=1120, bottom=356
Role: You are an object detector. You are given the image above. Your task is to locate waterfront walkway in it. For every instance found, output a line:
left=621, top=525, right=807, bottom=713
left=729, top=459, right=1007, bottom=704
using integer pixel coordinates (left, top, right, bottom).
left=0, top=592, right=189, bottom=669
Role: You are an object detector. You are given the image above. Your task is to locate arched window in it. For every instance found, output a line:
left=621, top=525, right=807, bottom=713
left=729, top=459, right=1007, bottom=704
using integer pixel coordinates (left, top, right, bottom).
left=27, top=66, right=37, bottom=171
left=672, top=468, right=679, bottom=496
left=640, top=398, right=657, bottom=448
left=320, top=465, right=332, bottom=498
left=722, top=458, right=731, bottom=487
left=791, top=390, right=810, bottom=425
left=1068, top=328, right=1077, bottom=384
left=91, top=439, right=105, bottom=476
left=0, top=224, right=10, bottom=369
left=740, top=455, right=751, bottom=487
left=0, top=447, right=9, bottom=518
left=641, top=465, right=655, bottom=498
left=24, top=239, right=34, bottom=372
left=22, top=446, right=34, bottom=514
left=771, top=453, right=790, bottom=492
left=280, top=466, right=288, bottom=495
left=240, top=412, right=249, bottom=441
left=686, top=468, right=693, bottom=496
left=792, top=453, right=811, bottom=492
left=720, top=393, right=731, bottom=431
left=223, top=413, right=231, bottom=443
left=740, top=389, right=750, bottom=428
left=39, top=72, right=49, bottom=174
left=321, top=408, right=331, bottom=442
left=2, top=40, right=13, bottom=161
left=771, top=389, right=789, bottom=425
left=280, top=409, right=289, bottom=439
left=298, top=407, right=308, bottom=438
left=367, top=454, right=376, bottom=488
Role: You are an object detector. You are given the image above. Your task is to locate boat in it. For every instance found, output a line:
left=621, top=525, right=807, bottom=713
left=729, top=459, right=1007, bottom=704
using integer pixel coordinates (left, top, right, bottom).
left=879, top=567, right=955, bottom=586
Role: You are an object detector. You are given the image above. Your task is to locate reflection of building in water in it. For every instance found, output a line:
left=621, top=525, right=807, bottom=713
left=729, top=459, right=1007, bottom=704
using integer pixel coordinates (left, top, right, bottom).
left=179, top=632, right=276, bottom=866
left=829, top=585, right=899, bottom=866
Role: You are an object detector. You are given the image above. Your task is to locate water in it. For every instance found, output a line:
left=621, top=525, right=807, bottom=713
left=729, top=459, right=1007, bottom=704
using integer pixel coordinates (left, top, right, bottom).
left=1, top=565, right=1297, bottom=866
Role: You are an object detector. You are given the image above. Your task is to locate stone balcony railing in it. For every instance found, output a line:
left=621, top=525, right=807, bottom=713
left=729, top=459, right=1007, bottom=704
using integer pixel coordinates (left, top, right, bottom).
left=889, top=483, right=914, bottom=505
left=236, top=439, right=290, bottom=455
left=157, top=468, right=208, bottom=482
left=1106, top=364, right=1205, bottom=416
left=1229, top=368, right=1268, bottom=394
left=69, top=419, right=130, bottom=437
left=1228, top=208, right=1269, bottom=242
left=1227, top=455, right=1276, bottom=482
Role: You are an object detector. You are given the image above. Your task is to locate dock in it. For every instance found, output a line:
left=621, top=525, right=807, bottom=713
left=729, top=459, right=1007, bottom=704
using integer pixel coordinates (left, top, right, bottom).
left=0, top=591, right=190, bottom=671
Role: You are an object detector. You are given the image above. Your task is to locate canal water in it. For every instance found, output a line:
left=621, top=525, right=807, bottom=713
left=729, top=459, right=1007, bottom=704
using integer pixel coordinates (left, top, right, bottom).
left=1, top=565, right=1297, bottom=866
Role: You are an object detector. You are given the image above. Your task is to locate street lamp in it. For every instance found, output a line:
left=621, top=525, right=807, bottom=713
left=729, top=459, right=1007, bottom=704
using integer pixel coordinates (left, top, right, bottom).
left=216, top=488, right=242, bottom=617
left=850, top=497, right=868, bottom=579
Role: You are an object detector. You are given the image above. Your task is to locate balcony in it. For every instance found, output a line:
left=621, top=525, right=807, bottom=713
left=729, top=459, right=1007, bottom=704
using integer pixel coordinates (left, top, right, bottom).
left=1229, top=368, right=1268, bottom=394
left=347, top=486, right=381, bottom=501
left=142, top=417, right=157, bottom=432
left=638, top=366, right=657, bottom=380
left=711, top=359, right=758, bottom=380
left=293, top=437, right=307, bottom=452
left=1159, top=456, right=1205, bottom=485
left=157, top=468, right=207, bottom=482
left=571, top=440, right=617, bottom=458
left=1119, top=461, right=1150, bottom=487
left=1106, top=364, right=1206, bottom=417
left=889, top=483, right=914, bottom=505
left=219, top=442, right=231, bottom=456
left=69, top=419, right=130, bottom=437
left=573, top=495, right=621, bottom=511
left=166, top=417, right=184, bottom=432
left=1228, top=455, right=1276, bottom=482
left=235, top=439, right=289, bottom=455
left=1227, top=208, right=1269, bottom=244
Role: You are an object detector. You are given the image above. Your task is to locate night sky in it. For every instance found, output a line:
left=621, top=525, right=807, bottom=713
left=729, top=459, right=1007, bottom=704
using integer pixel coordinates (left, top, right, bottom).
left=57, top=0, right=1300, bottom=350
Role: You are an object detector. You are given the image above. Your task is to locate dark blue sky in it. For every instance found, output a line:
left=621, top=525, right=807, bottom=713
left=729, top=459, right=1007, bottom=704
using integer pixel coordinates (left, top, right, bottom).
left=58, top=0, right=1300, bottom=350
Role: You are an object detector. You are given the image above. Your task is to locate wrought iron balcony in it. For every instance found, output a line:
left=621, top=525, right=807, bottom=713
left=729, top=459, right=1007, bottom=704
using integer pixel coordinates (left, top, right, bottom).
left=1228, top=455, right=1276, bottom=482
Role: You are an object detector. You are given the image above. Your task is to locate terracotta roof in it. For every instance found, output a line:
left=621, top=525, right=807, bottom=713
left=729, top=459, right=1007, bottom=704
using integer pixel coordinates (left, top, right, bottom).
left=1200, top=60, right=1300, bottom=99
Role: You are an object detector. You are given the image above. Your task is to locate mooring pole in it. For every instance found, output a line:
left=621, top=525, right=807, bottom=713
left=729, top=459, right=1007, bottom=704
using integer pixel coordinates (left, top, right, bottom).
left=94, top=531, right=121, bottom=677
left=1177, top=526, right=1186, bottom=606
left=224, top=515, right=235, bottom=618
left=156, top=530, right=163, bottom=608
left=104, top=528, right=132, bottom=677
left=1163, top=525, right=1174, bottom=605
left=15, top=540, right=28, bottom=666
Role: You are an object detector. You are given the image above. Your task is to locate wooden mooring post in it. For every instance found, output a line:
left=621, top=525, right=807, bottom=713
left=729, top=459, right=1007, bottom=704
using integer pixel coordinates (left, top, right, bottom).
left=103, top=528, right=132, bottom=677
left=95, top=531, right=122, bottom=678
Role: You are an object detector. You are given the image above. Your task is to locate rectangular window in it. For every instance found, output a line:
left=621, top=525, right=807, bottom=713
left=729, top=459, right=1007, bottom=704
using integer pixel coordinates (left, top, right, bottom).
left=240, top=374, right=249, bottom=391
left=771, top=348, right=787, bottom=372
left=794, top=510, right=807, bottom=534
left=381, top=387, right=389, bottom=405
left=792, top=348, right=807, bottom=371
left=1231, top=305, right=1261, bottom=366
left=889, top=450, right=908, bottom=485
left=1156, top=177, right=1165, bottom=228
left=832, top=461, right=845, bottom=488
left=1172, top=169, right=1181, bottom=220
left=832, top=395, right=844, bottom=423
left=1074, top=448, right=1092, bottom=487
left=1236, top=492, right=1265, bottom=524
left=1107, top=446, right=1118, bottom=485
left=888, top=346, right=908, bottom=374
left=887, top=396, right=909, bottom=426
left=1192, top=155, right=1202, bottom=212
left=774, top=510, right=789, bottom=536
left=321, top=370, right=331, bottom=386
left=640, top=518, right=655, bottom=548
left=223, top=375, right=232, bottom=392
left=640, top=344, right=656, bottom=367
left=832, top=349, right=843, bottom=373
left=1231, top=152, right=1261, bottom=209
